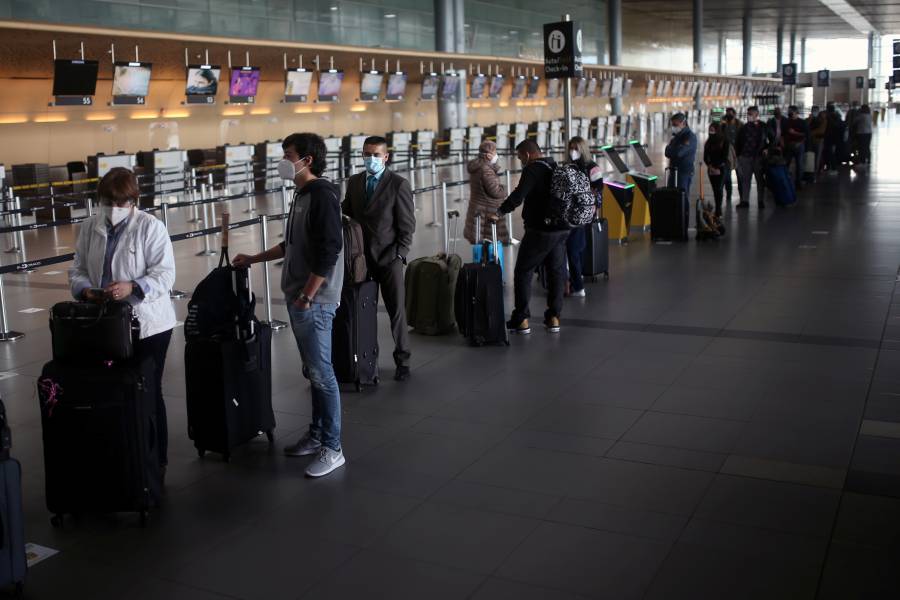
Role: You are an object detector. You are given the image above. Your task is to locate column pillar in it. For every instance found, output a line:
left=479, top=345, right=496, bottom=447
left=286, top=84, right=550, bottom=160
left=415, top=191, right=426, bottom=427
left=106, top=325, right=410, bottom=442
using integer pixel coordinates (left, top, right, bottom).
left=717, top=32, right=725, bottom=75
left=434, top=0, right=465, bottom=131
left=692, top=0, right=703, bottom=72
left=434, top=0, right=453, bottom=52
left=742, top=13, right=752, bottom=76
left=790, top=30, right=797, bottom=63
left=608, top=0, right=623, bottom=115
left=776, top=25, right=783, bottom=73
left=800, top=37, right=807, bottom=73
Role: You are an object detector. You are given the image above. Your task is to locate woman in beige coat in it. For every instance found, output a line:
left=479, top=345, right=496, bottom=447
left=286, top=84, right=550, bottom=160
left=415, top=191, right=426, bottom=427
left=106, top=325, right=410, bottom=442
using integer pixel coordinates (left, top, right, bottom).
left=464, top=140, right=509, bottom=245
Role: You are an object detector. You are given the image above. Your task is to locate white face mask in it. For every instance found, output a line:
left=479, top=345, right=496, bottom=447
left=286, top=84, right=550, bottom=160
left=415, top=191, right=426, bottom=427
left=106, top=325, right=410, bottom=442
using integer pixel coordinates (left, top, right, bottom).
left=103, top=205, right=132, bottom=227
left=671, top=126, right=682, bottom=136
left=489, top=154, right=499, bottom=165
left=277, top=158, right=307, bottom=181
left=569, top=150, right=582, bottom=162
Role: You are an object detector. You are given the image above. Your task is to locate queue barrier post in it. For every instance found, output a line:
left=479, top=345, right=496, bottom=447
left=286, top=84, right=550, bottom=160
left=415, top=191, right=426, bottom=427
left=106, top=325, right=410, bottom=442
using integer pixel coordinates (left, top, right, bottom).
left=0, top=274, right=24, bottom=342
left=196, top=184, right=216, bottom=257
left=258, top=214, right=287, bottom=331
left=13, top=197, right=30, bottom=265
left=4, top=189, right=20, bottom=254
left=244, top=164, right=255, bottom=214
left=160, top=202, right=187, bottom=299
left=189, top=169, right=201, bottom=222
left=504, top=170, right=520, bottom=245
left=457, top=152, right=465, bottom=183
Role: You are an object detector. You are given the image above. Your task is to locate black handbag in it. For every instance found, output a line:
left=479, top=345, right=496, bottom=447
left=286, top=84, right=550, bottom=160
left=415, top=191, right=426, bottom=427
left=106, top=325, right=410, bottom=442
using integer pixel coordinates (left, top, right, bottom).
left=50, top=300, right=140, bottom=364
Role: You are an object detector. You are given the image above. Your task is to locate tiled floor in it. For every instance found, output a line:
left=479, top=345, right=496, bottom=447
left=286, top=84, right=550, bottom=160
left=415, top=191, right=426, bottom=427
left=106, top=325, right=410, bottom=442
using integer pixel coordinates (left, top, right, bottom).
left=4, top=116, right=900, bottom=598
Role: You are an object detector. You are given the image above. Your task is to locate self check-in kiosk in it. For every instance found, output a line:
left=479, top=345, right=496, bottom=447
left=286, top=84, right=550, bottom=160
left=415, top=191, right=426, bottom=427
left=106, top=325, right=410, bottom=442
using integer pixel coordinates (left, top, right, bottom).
left=599, top=145, right=635, bottom=243
left=602, top=142, right=656, bottom=231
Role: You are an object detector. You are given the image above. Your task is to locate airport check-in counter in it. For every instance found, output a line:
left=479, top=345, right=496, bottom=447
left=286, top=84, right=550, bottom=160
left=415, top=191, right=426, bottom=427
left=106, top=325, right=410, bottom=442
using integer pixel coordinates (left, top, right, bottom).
left=323, top=136, right=342, bottom=179
left=602, top=142, right=655, bottom=231
left=138, top=149, right=188, bottom=205
left=601, top=177, right=636, bottom=244
left=484, top=123, right=510, bottom=154
left=512, top=123, right=528, bottom=150
left=342, top=134, right=368, bottom=177
left=467, top=126, right=484, bottom=156
left=548, top=120, right=563, bottom=154
left=215, top=144, right=255, bottom=191
left=254, top=141, right=284, bottom=191
left=528, top=121, right=549, bottom=152
left=591, top=117, right=610, bottom=147
left=443, top=127, right=466, bottom=159
left=386, top=131, right=412, bottom=167
left=574, top=118, right=591, bottom=145
left=413, top=130, right=435, bottom=163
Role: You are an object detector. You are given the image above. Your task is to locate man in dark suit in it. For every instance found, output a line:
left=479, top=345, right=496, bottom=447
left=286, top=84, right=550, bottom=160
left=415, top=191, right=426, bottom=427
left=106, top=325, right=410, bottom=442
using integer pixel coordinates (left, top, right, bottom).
left=342, top=136, right=416, bottom=381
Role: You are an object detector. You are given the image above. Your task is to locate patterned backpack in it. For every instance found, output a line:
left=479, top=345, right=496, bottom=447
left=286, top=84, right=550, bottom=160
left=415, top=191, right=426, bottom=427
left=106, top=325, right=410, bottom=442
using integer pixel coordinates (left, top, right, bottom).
left=540, top=161, right=596, bottom=229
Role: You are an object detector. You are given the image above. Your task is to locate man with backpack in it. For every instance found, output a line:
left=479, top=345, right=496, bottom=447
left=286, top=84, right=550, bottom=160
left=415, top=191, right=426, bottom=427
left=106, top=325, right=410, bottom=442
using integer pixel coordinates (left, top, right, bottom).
left=233, top=133, right=346, bottom=478
left=495, top=139, right=572, bottom=335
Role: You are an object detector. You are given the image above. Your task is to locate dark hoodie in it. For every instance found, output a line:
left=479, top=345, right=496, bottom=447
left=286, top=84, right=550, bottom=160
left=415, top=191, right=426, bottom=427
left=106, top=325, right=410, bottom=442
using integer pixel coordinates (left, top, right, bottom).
left=498, top=157, right=564, bottom=231
left=279, top=178, right=344, bottom=305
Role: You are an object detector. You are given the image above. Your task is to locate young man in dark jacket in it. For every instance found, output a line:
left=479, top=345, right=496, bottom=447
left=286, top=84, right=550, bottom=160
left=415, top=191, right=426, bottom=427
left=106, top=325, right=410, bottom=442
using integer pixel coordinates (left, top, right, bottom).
left=233, top=132, right=346, bottom=478
left=664, top=113, right=698, bottom=195
left=342, top=136, right=416, bottom=381
left=495, top=139, right=567, bottom=334
left=735, top=106, right=768, bottom=209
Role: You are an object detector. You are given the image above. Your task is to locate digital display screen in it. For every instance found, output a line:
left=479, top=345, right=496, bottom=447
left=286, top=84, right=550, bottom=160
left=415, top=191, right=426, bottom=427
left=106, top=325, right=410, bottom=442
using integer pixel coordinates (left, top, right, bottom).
left=53, top=59, right=99, bottom=96
left=587, top=78, right=598, bottom=96
left=386, top=72, right=407, bottom=100
left=229, top=67, right=261, bottom=98
left=546, top=79, right=560, bottom=98
left=603, top=146, right=630, bottom=174
left=360, top=71, right=384, bottom=101
left=575, top=78, right=588, bottom=97
left=470, top=74, right=487, bottom=98
left=318, top=70, right=344, bottom=101
left=112, top=62, right=151, bottom=97
left=526, top=76, right=540, bottom=98
left=511, top=77, right=527, bottom=99
left=421, top=74, right=440, bottom=100
left=488, top=75, right=504, bottom=98
left=285, top=69, right=313, bottom=101
left=185, top=65, right=221, bottom=96
left=440, top=74, right=460, bottom=100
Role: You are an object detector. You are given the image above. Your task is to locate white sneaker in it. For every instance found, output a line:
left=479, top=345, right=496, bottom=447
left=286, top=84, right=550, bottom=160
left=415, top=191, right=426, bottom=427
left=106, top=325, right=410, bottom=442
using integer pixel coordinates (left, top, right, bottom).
left=305, top=447, right=346, bottom=478
left=570, top=289, right=586, bottom=297
left=284, top=433, right=322, bottom=457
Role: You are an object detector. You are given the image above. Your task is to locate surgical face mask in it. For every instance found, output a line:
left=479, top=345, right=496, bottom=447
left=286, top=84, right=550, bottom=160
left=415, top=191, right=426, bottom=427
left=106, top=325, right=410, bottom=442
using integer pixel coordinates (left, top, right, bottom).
left=277, top=158, right=307, bottom=181
left=671, top=126, right=682, bottom=135
left=569, top=150, right=581, bottom=162
left=103, top=204, right=132, bottom=227
left=364, top=156, right=386, bottom=175
left=489, top=154, right=499, bottom=165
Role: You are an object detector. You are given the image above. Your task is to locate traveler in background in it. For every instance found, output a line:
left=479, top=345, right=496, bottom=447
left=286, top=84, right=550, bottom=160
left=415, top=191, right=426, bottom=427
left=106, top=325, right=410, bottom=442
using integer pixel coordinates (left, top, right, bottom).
left=703, top=122, right=730, bottom=217
left=564, top=136, right=603, bottom=298
left=735, top=106, right=768, bottom=209
left=342, top=136, right=416, bottom=382
left=784, top=106, right=808, bottom=186
left=822, top=103, right=846, bottom=172
left=721, top=107, right=742, bottom=203
left=70, top=167, right=177, bottom=479
left=766, top=107, right=788, bottom=149
left=494, top=140, right=566, bottom=334
left=664, top=113, right=698, bottom=196
left=846, top=101, right=860, bottom=140
left=233, top=133, right=346, bottom=478
left=854, top=104, right=873, bottom=165
left=808, top=105, right=827, bottom=176
left=464, top=140, right=508, bottom=245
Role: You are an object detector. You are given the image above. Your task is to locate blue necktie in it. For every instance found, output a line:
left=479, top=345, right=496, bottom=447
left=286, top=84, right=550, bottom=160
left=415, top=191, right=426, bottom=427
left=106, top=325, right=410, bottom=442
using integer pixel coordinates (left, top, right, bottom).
left=366, top=175, right=377, bottom=202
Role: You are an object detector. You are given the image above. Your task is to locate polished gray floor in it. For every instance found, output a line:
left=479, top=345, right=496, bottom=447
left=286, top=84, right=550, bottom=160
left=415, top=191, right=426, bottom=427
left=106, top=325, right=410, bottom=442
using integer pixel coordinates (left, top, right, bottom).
left=3, top=117, right=900, bottom=599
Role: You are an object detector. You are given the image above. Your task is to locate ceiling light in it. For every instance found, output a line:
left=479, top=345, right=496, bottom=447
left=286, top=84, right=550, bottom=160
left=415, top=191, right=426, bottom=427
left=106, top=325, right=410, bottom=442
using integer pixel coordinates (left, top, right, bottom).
left=330, top=5, right=338, bottom=10
left=384, top=13, right=396, bottom=18
left=509, top=30, right=517, bottom=35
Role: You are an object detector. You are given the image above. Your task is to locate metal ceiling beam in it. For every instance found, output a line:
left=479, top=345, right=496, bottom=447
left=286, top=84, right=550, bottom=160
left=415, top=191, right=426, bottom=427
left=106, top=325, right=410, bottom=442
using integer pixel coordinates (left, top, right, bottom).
left=814, top=0, right=877, bottom=34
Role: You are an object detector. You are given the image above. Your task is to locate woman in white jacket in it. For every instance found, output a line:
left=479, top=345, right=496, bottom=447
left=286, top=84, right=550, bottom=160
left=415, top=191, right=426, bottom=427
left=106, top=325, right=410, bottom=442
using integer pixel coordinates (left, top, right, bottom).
left=70, top=167, right=177, bottom=473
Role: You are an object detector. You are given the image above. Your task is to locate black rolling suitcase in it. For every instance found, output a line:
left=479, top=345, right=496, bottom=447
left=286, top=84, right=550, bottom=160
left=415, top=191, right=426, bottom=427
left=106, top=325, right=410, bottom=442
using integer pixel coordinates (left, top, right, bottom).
left=455, top=221, right=509, bottom=347
left=185, top=324, right=275, bottom=461
left=185, top=212, right=275, bottom=461
left=0, top=398, right=26, bottom=595
left=332, top=280, right=380, bottom=391
left=38, top=358, right=161, bottom=527
left=583, top=218, right=610, bottom=280
left=649, top=169, right=689, bottom=242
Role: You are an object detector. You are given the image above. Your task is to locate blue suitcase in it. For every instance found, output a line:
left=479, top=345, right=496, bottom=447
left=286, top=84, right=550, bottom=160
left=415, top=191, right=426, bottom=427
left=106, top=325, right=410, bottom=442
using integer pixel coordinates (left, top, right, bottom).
left=766, top=164, right=797, bottom=206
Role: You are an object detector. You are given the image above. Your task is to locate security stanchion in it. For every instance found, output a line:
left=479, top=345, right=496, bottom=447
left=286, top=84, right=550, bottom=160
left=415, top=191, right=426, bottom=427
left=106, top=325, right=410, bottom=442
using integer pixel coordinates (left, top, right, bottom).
left=258, top=214, right=287, bottom=331
left=189, top=169, right=201, bottom=222
left=244, top=165, right=255, bottom=213
left=410, top=156, right=416, bottom=191
left=0, top=275, right=24, bottom=342
left=12, top=197, right=33, bottom=271
left=504, top=170, right=520, bottom=245
left=4, top=189, right=19, bottom=254
left=441, top=182, right=450, bottom=254
left=160, top=203, right=187, bottom=299
left=49, top=185, right=57, bottom=222
left=196, top=185, right=216, bottom=257
left=457, top=152, right=464, bottom=182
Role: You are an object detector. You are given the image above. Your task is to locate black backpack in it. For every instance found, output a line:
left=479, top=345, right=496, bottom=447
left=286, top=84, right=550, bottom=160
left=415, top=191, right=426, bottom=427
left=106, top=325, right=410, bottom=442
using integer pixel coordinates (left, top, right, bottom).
left=185, top=241, right=256, bottom=341
left=0, top=397, right=10, bottom=461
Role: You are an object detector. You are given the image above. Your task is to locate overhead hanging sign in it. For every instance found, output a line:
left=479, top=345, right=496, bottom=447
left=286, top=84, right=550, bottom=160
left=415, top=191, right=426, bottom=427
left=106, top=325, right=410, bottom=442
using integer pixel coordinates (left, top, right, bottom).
left=543, top=20, right=583, bottom=79
left=781, top=63, right=797, bottom=86
left=816, top=69, right=830, bottom=87
left=855, top=76, right=865, bottom=89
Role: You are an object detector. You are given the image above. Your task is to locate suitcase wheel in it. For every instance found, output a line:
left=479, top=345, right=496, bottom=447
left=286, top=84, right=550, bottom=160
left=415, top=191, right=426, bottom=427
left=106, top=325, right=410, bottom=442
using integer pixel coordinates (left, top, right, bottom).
left=50, top=514, right=63, bottom=528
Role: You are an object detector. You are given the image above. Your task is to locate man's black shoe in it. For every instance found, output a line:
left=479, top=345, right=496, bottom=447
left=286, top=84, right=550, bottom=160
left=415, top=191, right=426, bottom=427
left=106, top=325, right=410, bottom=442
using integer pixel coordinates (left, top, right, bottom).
left=394, top=366, right=411, bottom=381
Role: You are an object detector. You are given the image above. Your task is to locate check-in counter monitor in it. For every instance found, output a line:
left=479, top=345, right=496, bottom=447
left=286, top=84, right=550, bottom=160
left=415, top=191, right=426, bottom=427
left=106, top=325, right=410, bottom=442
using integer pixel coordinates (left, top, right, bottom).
left=591, top=117, right=609, bottom=147
left=443, top=127, right=466, bottom=159
left=215, top=144, right=255, bottom=189
left=484, top=124, right=510, bottom=153
left=254, top=140, right=284, bottom=192
left=139, top=149, right=188, bottom=205
left=512, top=123, right=528, bottom=149
left=528, top=121, right=549, bottom=152
left=323, top=136, right=341, bottom=178
left=467, top=126, right=484, bottom=155
left=386, top=131, right=412, bottom=166
left=342, top=134, right=369, bottom=176
left=413, top=130, right=435, bottom=162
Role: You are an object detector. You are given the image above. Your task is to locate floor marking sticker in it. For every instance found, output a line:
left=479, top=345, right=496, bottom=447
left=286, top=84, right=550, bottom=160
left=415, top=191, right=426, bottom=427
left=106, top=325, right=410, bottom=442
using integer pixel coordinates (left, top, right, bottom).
left=26, top=543, right=59, bottom=568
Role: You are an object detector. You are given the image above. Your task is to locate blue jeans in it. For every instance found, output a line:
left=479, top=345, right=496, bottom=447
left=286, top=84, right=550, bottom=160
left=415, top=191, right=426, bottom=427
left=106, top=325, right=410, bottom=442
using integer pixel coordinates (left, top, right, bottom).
left=566, top=226, right=586, bottom=292
left=288, top=302, right=341, bottom=451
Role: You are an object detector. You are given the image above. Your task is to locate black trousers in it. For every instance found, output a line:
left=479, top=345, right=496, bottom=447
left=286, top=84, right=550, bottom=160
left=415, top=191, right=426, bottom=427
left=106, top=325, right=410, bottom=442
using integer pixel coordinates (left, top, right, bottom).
left=857, top=134, right=872, bottom=164
left=512, top=229, right=569, bottom=323
left=135, top=329, right=172, bottom=467
left=370, top=260, right=411, bottom=367
left=708, top=172, right=725, bottom=215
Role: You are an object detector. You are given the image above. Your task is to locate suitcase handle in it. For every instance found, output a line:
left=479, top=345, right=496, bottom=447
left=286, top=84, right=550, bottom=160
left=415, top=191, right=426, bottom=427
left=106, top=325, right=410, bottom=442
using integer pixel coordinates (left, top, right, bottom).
left=219, top=212, right=231, bottom=267
left=447, top=210, right=460, bottom=255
